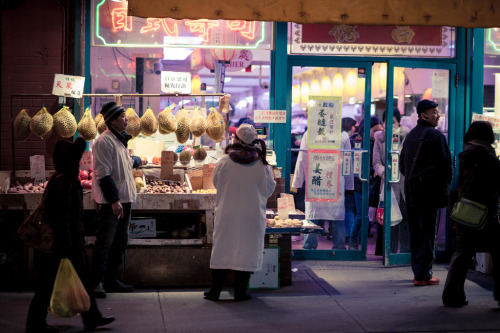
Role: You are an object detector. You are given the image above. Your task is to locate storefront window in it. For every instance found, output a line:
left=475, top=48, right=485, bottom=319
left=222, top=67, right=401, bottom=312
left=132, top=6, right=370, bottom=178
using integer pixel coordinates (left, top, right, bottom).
left=484, top=28, right=500, bottom=116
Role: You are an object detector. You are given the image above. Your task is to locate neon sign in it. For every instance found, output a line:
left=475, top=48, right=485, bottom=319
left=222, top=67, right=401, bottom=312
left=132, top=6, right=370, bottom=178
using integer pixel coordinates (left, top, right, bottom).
left=94, top=0, right=271, bottom=49
left=487, top=28, right=500, bottom=53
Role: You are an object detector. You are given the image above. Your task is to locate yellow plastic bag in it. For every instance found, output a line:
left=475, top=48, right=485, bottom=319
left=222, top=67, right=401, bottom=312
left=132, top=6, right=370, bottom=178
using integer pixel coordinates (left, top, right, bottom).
left=49, top=258, right=90, bottom=318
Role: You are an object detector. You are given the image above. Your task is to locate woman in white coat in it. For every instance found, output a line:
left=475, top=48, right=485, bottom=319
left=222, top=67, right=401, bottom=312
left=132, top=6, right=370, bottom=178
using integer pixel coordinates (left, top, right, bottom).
left=372, top=109, right=411, bottom=254
left=204, top=124, right=276, bottom=302
left=291, top=130, right=350, bottom=249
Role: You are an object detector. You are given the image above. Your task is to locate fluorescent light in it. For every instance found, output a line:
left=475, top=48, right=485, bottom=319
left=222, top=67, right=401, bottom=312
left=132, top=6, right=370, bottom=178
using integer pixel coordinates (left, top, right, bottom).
left=224, top=77, right=232, bottom=83
left=163, top=48, right=194, bottom=61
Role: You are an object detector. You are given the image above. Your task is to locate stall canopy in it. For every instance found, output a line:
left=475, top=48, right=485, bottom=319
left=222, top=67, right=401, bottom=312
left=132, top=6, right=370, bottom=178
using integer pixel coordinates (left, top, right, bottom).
left=128, top=0, right=500, bottom=28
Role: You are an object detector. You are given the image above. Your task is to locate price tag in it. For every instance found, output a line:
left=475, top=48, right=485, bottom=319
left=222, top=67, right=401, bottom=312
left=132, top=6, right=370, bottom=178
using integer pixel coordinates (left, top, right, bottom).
left=277, top=198, right=289, bottom=220
left=160, top=151, right=174, bottom=179
left=342, top=151, right=352, bottom=176
left=30, top=155, right=45, bottom=183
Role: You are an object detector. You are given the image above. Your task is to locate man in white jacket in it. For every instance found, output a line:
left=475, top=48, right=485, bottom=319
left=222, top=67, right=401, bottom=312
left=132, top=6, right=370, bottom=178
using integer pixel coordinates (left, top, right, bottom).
left=91, top=101, right=141, bottom=298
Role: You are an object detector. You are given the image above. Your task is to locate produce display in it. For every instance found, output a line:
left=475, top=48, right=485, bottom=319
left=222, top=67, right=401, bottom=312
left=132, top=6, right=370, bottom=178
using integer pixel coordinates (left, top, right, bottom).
left=189, top=107, right=207, bottom=137
left=206, top=107, right=225, bottom=141
left=144, top=179, right=189, bottom=194
left=158, top=105, right=177, bottom=133
left=193, top=147, right=207, bottom=161
left=179, top=150, right=192, bottom=165
left=125, top=107, right=141, bottom=138
left=174, top=108, right=190, bottom=144
left=267, top=216, right=304, bottom=228
left=95, top=113, right=107, bottom=134
left=78, top=168, right=93, bottom=190
left=77, top=108, right=97, bottom=141
left=30, top=107, right=54, bottom=140
left=13, top=109, right=32, bottom=141
left=8, top=180, right=48, bottom=193
left=140, top=107, right=158, bottom=136
left=53, top=106, right=78, bottom=138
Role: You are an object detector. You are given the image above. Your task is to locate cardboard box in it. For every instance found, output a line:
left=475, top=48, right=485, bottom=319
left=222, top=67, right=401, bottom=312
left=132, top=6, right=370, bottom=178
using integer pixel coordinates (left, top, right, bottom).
left=249, top=247, right=279, bottom=289
left=129, top=218, right=156, bottom=238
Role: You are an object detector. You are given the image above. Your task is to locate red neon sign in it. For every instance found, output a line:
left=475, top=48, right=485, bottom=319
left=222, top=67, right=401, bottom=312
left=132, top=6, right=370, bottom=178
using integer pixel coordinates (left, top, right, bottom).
left=112, top=8, right=132, bottom=31
left=184, top=19, right=219, bottom=42
left=226, top=20, right=256, bottom=40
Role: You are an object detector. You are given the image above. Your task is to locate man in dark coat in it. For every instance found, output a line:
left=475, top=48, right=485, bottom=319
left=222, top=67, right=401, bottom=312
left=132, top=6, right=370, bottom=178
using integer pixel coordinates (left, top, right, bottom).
left=400, top=100, right=452, bottom=286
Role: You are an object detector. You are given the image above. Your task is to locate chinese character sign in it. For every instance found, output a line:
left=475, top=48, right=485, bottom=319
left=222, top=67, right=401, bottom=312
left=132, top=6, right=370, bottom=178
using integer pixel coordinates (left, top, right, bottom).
left=253, top=110, right=286, bottom=123
left=52, top=74, right=85, bottom=98
left=30, top=155, right=46, bottom=183
left=306, top=150, right=340, bottom=202
left=472, top=113, right=500, bottom=131
left=161, top=71, right=192, bottom=94
left=307, top=96, right=342, bottom=149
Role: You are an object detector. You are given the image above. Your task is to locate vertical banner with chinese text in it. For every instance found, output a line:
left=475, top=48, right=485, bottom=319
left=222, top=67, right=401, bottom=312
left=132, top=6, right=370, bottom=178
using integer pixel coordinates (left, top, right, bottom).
left=306, top=149, right=341, bottom=202
left=307, top=96, right=342, bottom=149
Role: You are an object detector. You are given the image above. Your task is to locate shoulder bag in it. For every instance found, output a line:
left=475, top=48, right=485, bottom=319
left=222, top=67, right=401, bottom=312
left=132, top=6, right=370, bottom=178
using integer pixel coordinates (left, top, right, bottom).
left=450, top=197, right=488, bottom=230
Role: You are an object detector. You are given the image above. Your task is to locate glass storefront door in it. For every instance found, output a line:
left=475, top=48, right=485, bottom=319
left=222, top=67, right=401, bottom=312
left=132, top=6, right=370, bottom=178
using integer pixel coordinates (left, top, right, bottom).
left=288, top=60, right=374, bottom=261
left=383, top=60, right=457, bottom=265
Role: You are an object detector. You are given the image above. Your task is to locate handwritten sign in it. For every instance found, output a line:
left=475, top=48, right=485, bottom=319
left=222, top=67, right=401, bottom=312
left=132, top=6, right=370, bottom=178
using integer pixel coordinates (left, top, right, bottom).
left=79, top=151, right=92, bottom=171
left=306, top=149, right=340, bottom=202
left=253, top=110, right=286, bottom=123
left=280, top=193, right=295, bottom=212
left=307, top=96, right=342, bottom=149
left=30, top=155, right=45, bottom=183
left=161, top=71, right=191, bottom=94
left=52, top=74, right=85, bottom=98
left=353, top=151, right=362, bottom=175
left=342, top=151, right=352, bottom=176
left=160, top=151, right=174, bottom=179
left=277, top=198, right=289, bottom=219
left=472, top=113, right=500, bottom=130
left=129, top=218, right=156, bottom=238
left=203, top=163, right=216, bottom=189
left=391, top=153, right=399, bottom=182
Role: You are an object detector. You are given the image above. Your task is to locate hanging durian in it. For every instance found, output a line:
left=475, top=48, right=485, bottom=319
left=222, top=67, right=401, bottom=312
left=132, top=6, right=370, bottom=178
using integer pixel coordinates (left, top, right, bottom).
left=174, top=108, right=190, bottom=144
left=13, top=109, right=32, bottom=141
left=158, top=105, right=177, bottom=133
left=53, top=106, right=78, bottom=138
left=30, top=107, right=53, bottom=140
left=140, top=107, right=157, bottom=136
left=94, top=113, right=103, bottom=129
left=77, top=107, right=97, bottom=141
left=97, top=117, right=108, bottom=134
left=206, top=107, right=225, bottom=142
left=125, top=107, right=141, bottom=138
left=189, top=107, right=207, bottom=137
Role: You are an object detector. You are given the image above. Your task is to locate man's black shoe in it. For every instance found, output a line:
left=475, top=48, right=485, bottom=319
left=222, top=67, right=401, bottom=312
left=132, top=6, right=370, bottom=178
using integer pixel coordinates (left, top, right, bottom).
left=104, top=279, right=134, bottom=293
left=84, top=316, right=115, bottom=331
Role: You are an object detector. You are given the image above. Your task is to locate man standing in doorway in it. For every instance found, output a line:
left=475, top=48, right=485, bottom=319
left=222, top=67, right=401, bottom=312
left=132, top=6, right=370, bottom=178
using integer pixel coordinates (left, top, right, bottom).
left=400, top=100, right=452, bottom=286
left=91, top=101, right=141, bottom=298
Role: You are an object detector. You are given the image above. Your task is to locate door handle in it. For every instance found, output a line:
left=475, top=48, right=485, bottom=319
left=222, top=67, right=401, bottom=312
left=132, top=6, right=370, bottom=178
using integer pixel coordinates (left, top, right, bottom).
left=357, top=150, right=369, bottom=182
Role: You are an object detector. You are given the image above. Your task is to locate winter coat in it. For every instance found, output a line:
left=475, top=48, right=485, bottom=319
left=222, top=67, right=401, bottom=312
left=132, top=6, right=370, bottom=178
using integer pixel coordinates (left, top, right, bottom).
left=372, top=126, right=410, bottom=203
left=92, top=130, right=137, bottom=204
left=454, top=140, right=500, bottom=252
left=292, top=131, right=350, bottom=221
left=400, top=119, right=452, bottom=208
left=210, top=153, right=276, bottom=272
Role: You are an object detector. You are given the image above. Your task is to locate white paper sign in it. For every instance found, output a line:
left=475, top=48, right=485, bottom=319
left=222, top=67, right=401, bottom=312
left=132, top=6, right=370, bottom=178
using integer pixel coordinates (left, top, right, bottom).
left=79, top=151, right=92, bottom=171
left=280, top=193, right=295, bottom=212
left=161, top=71, right=192, bottom=94
left=254, top=110, right=286, bottom=123
left=52, top=74, right=85, bottom=98
left=391, top=153, right=399, bottom=182
left=353, top=151, right=362, bottom=175
left=342, top=151, right=352, bottom=176
left=277, top=198, right=289, bottom=219
left=307, top=96, right=342, bottom=149
left=30, top=155, right=45, bottom=183
left=306, top=149, right=340, bottom=202
left=472, top=113, right=500, bottom=131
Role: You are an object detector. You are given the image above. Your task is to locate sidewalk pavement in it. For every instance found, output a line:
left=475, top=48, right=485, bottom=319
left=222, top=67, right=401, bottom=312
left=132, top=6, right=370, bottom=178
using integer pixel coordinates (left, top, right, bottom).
left=1, top=260, right=500, bottom=333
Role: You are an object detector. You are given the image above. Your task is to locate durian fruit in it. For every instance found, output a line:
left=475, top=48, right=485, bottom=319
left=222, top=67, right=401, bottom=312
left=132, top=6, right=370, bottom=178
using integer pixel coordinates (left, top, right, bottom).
left=173, top=152, right=179, bottom=162
left=175, top=108, right=190, bottom=144
left=97, top=117, right=108, bottom=134
left=13, top=109, right=32, bottom=141
left=125, top=107, right=141, bottom=138
left=140, top=107, right=157, bottom=136
left=77, top=107, right=97, bottom=141
left=193, top=147, right=207, bottom=161
left=179, top=150, right=192, bottom=165
left=189, top=107, right=207, bottom=137
left=158, top=125, right=169, bottom=135
left=30, top=107, right=53, bottom=139
left=94, top=113, right=103, bottom=129
left=158, top=106, right=177, bottom=133
left=53, top=106, right=77, bottom=138
left=206, top=107, right=225, bottom=142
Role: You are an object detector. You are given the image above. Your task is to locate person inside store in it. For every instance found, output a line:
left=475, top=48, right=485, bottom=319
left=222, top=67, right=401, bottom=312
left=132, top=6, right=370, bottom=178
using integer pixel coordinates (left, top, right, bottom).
left=26, top=138, right=115, bottom=333
left=349, top=116, right=384, bottom=250
left=400, top=99, right=452, bottom=286
left=204, top=124, right=276, bottom=301
left=291, top=128, right=351, bottom=250
left=442, top=121, right=500, bottom=307
left=372, top=109, right=410, bottom=254
left=91, top=101, right=142, bottom=298
left=342, top=117, right=357, bottom=244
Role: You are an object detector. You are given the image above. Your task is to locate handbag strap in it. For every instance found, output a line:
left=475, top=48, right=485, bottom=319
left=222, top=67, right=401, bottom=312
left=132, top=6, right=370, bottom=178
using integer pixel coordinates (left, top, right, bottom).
left=408, top=127, right=432, bottom=179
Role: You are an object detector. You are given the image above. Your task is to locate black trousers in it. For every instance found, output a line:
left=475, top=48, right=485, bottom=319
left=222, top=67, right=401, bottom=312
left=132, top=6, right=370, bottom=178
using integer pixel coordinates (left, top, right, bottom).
left=407, top=203, right=439, bottom=281
left=26, top=251, right=101, bottom=329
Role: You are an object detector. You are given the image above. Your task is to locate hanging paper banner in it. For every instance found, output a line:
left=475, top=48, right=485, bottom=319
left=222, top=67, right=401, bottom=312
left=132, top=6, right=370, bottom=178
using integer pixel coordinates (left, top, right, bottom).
left=307, top=96, right=343, bottom=149
left=306, top=149, right=340, bottom=202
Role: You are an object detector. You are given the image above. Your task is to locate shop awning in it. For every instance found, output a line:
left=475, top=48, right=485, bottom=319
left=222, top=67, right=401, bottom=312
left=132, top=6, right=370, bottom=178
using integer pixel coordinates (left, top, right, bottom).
left=128, top=0, right=500, bottom=28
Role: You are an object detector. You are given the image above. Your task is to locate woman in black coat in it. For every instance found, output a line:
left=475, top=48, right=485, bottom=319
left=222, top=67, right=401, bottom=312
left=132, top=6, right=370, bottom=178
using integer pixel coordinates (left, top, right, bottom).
left=442, top=121, right=500, bottom=307
left=26, top=138, right=114, bottom=332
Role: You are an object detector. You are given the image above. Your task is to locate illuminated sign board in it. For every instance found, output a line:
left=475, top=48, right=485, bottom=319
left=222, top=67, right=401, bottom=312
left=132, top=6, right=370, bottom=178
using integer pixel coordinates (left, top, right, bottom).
left=486, top=28, right=500, bottom=54
left=93, top=0, right=272, bottom=49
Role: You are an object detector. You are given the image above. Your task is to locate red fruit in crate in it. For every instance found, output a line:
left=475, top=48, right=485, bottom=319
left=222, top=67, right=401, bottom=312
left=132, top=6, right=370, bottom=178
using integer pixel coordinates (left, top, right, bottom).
left=79, top=170, right=89, bottom=180
left=81, top=180, right=92, bottom=189
left=88, top=167, right=93, bottom=173
left=88, top=172, right=92, bottom=180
